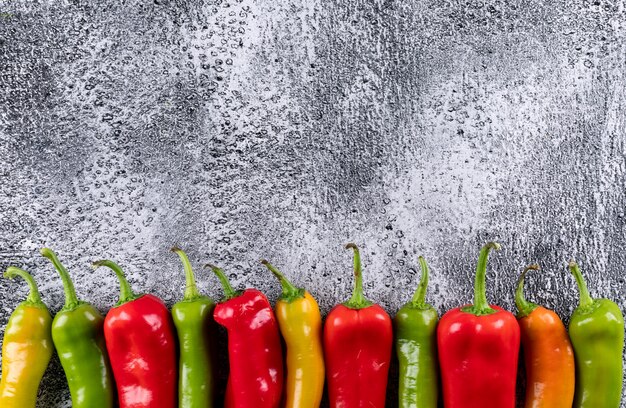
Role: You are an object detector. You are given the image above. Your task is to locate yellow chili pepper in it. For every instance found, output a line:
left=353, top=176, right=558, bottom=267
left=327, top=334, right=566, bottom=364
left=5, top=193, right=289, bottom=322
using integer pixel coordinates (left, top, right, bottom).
left=261, top=260, right=325, bottom=408
left=0, top=267, right=54, bottom=408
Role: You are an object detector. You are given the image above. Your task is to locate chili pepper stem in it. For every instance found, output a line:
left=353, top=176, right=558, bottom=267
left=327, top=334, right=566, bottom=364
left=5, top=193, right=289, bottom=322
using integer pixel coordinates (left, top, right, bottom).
left=92, top=260, right=139, bottom=305
left=4, top=266, right=44, bottom=304
left=410, top=256, right=430, bottom=308
left=41, top=247, right=81, bottom=310
left=515, top=264, right=540, bottom=318
left=205, top=263, right=238, bottom=300
left=461, top=242, right=500, bottom=316
left=568, top=261, right=594, bottom=309
left=261, top=259, right=304, bottom=301
left=172, top=246, right=201, bottom=300
left=343, top=243, right=373, bottom=309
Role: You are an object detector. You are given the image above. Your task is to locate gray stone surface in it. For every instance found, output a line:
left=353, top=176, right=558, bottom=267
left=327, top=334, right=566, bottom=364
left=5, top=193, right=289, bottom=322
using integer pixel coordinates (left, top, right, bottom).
left=1, top=0, right=625, bottom=406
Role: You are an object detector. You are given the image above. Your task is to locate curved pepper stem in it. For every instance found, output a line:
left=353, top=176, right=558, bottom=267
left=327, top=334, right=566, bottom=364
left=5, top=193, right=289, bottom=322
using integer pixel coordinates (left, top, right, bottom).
left=461, top=242, right=500, bottom=316
left=41, top=248, right=81, bottom=310
left=4, top=266, right=44, bottom=305
left=172, top=246, right=201, bottom=300
left=343, top=243, right=373, bottom=309
left=410, top=256, right=430, bottom=308
left=261, top=259, right=304, bottom=302
left=569, top=261, right=594, bottom=309
left=515, top=264, right=540, bottom=318
left=205, top=263, right=237, bottom=300
left=92, top=260, right=139, bottom=306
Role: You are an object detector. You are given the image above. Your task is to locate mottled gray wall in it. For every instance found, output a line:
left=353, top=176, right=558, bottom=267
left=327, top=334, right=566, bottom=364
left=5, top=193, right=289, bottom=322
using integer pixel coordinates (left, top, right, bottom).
left=1, top=0, right=625, bottom=406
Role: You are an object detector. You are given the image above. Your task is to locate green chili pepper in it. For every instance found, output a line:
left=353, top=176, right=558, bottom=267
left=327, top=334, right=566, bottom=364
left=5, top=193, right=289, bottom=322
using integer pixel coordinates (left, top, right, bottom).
left=40, top=248, right=115, bottom=408
left=172, top=246, right=216, bottom=408
left=568, top=261, right=624, bottom=408
left=394, top=256, right=439, bottom=408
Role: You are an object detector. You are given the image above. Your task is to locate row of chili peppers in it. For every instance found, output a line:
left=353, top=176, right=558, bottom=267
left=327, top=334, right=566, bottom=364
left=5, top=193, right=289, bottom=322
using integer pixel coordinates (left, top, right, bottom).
left=0, top=242, right=623, bottom=408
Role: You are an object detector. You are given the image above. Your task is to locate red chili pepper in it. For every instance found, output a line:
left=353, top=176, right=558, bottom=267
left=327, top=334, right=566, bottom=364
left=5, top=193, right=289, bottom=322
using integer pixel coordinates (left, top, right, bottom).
left=323, top=243, right=393, bottom=408
left=207, top=263, right=283, bottom=408
left=93, top=260, right=178, bottom=408
left=437, top=242, right=520, bottom=408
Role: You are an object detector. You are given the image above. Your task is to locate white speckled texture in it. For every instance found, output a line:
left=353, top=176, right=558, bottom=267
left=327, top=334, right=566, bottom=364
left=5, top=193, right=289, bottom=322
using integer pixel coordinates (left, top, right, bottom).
left=1, top=0, right=625, bottom=406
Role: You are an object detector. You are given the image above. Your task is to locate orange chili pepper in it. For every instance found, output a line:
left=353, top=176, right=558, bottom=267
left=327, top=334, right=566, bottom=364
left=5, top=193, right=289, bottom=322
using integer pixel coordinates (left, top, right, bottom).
left=515, top=264, right=575, bottom=408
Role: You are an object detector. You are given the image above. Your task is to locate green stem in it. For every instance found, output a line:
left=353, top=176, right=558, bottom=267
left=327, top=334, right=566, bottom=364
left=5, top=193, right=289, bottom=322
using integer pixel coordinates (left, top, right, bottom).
left=515, top=264, right=540, bottom=318
left=205, top=263, right=237, bottom=300
left=4, top=267, right=44, bottom=304
left=569, top=261, right=594, bottom=309
left=343, top=243, right=372, bottom=309
left=410, top=256, right=430, bottom=307
left=92, top=260, right=139, bottom=305
left=461, top=242, right=500, bottom=316
left=172, top=246, right=201, bottom=300
left=41, top=248, right=81, bottom=310
left=261, top=259, right=304, bottom=302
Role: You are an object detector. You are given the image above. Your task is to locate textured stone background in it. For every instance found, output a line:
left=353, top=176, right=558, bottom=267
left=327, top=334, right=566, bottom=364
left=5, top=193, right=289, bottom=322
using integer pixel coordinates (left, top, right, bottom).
left=1, top=0, right=625, bottom=406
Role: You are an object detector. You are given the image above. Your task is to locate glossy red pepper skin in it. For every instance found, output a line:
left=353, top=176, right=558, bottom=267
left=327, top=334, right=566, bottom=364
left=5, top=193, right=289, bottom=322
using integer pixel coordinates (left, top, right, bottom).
left=324, top=244, right=393, bottom=408
left=437, top=243, right=520, bottom=408
left=438, top=305, right=519, bottom=408
left=209, top=265, right=283, bottom=408
left=94, top=260, right=177, bottom=408
left=324, top=303, right=393, bottom=407
left=105, top=294, right=178, bottom=408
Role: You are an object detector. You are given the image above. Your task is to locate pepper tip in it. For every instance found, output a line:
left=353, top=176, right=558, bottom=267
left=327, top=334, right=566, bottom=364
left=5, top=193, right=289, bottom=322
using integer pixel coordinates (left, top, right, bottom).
left=260, top=259, right=269, bottom=265
left=171, top=245, right=182, bottom=253
left=345, top=243, right=358, bottom=250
